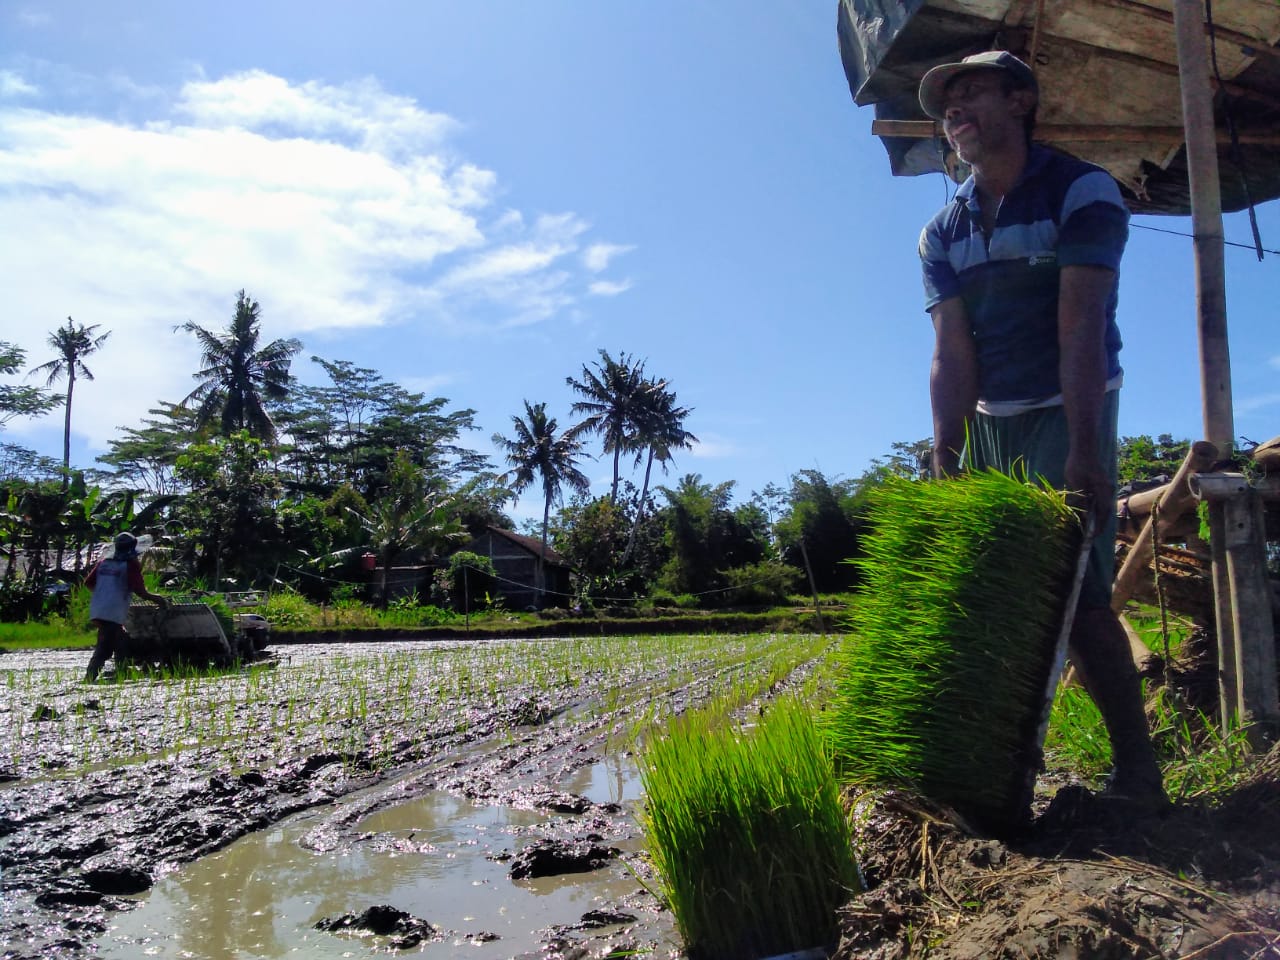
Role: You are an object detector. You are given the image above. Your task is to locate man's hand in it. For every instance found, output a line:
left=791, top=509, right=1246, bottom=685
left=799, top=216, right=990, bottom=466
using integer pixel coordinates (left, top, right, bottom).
left=1064, top=446, right=1112, bottom=530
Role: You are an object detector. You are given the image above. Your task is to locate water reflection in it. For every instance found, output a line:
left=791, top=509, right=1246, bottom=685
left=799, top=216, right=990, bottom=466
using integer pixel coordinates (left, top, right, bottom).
left=100, top=760, right=663, bottom=958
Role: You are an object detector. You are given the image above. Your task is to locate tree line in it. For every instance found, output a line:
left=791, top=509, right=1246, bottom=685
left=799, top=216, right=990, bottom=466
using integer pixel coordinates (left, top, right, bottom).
left=0, top=290, right=1184, bottom=619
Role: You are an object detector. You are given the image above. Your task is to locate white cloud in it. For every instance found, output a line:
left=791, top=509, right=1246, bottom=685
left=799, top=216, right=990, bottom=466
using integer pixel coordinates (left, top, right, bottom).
left=688, top=433, right=738, bottom=458
left=16, top=9, right=52, bottom=28
left=1269, top=355, right=1280, bottom=370
left=1235, top=392, right=1280, bottom=415
left=0, top=70, right=629, bottom=451
left=0, top=70, right=37, bottom=97
left=582, top=242, right=633, bottom=272
left=588, top=279, right=632, bottom=297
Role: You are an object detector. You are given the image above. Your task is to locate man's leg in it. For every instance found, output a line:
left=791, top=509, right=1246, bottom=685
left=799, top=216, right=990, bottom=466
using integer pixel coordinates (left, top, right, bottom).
left=970, top=395, right=1166, bottom=804
left=1068, top=606, right=1166, bottom=802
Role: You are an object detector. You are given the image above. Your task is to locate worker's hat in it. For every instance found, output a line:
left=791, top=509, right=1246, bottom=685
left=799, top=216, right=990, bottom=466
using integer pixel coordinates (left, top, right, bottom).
left=919, top=50, right=1038, bottom=120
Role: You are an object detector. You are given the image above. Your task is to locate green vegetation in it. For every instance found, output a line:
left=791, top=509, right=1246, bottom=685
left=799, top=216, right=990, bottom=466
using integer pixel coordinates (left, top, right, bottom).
left=1046, top=603, right=1256, bottom=802
left=639, top=695, right=860, bottom=960
left=825, top=471, right=1078, bottom=828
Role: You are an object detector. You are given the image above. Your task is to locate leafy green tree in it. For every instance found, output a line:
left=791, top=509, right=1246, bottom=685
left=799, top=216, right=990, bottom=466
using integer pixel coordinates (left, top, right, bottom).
left=1, top=341, right=58, bottom=429
left=656, top=474, right=767, bottom=600
left=339, top=451, right=464, bottom=606
left=173, top=430, right=286, bottom=587
left=178, top=290, right=302, bottom=442
left=278, top=358, right=485, bottom=499
left=1117, top=434, right=1191, bottom=486
left=566, top=349, right=652, bottom=503
left=97, top=402, right=202, bottom=497
left=451, top=472, right=515, bottom=537
left=773, top=469, right=864, bottom=593
left=494, top=401, right=591, bottom=596
left=29, top=318, right=111, bottom=486
left=551, top=491, right=665, bottom=601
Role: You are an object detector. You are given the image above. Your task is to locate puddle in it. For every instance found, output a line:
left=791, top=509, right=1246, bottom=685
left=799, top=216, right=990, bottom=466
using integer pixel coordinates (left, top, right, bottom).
left=560, top=754, right=644, bottom=807
left=99, top=759, right=668, bottom=959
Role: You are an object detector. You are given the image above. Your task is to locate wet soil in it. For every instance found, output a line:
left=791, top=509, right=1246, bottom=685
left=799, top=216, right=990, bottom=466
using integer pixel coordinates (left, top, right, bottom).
left=0, top=637, right=799, bottom=959
left=2, top=639, right=1279, bottom=959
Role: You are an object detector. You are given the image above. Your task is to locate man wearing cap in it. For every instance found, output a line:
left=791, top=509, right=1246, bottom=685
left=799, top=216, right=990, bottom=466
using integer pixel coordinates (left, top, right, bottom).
left=83, top=532, right=169, bottom=682
left=917, top=52, right=1166, bottom=805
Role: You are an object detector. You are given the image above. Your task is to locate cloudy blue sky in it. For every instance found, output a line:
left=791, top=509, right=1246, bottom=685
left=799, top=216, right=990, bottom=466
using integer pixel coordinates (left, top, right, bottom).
left=1, top=3, right=1276, bottom=520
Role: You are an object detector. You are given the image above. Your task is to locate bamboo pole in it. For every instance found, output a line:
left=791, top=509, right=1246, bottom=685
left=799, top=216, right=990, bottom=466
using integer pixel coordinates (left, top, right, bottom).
left=1173, top=0, right=1234, bottom=454
left=1111, top=440, right=1217, bottom=611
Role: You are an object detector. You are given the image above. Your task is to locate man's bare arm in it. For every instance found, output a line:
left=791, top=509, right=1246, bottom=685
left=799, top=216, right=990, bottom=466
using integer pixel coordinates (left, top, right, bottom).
left=1058, top=263, right=1115, bottom=525
left=929, top=297, right=978, bottom=477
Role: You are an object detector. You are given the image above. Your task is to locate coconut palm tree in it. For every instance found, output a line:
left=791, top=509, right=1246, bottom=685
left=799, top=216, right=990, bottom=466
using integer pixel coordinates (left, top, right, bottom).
left=620, top=381, right=697, bottom=567
left=30, top=318, right=111, bottom=487
left=565, top=349, right=653, bottom=503
left=493, top=401, right=590, bottom=595
left=178, top=290, right=302, bottom=442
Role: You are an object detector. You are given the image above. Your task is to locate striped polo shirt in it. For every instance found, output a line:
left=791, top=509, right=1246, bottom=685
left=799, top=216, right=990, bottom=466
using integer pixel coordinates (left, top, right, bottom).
left=919, top=146, right=1128, bottom=411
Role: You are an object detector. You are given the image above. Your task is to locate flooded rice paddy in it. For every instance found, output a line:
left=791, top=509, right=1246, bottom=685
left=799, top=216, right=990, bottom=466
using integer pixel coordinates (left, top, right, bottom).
left=0, top=634, right=828, bottom=959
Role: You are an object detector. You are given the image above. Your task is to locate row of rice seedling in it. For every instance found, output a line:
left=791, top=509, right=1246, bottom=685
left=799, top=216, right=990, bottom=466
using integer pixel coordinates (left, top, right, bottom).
left=824, top=470, right=1079, bottom=830
left=2, top=633, right=817, bottom=781
left=639, top=694, right=860, bottom=960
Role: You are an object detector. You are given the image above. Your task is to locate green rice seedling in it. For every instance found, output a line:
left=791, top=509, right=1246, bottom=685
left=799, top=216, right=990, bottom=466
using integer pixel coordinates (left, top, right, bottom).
left=825, top=470, right=1078, bottom=831
left=639, top=695, right=861, bottom=960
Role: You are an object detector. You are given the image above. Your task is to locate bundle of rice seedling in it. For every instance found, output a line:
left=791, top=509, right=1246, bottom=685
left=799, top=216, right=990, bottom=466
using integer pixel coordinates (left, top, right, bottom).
left=825, top=470, right=1079, bottom=831
left=639, top=696, right=861, bottom=960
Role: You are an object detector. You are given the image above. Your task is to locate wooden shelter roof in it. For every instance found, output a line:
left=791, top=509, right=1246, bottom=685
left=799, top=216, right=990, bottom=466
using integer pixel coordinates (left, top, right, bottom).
left=838, top=0, right=1280, bottom=214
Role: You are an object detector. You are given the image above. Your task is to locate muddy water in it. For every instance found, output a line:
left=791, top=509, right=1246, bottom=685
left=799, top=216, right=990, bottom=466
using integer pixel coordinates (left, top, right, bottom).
left=98, top=759, right=665, bottom=959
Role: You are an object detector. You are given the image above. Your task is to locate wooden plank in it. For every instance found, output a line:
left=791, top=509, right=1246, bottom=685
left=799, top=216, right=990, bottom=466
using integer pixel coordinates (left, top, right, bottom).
left=871, top=119, right=1280, bottom=144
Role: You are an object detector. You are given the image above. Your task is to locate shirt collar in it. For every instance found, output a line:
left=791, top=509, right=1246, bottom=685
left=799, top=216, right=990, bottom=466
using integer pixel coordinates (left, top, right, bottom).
left=954, top=145, right=1051, bottom=212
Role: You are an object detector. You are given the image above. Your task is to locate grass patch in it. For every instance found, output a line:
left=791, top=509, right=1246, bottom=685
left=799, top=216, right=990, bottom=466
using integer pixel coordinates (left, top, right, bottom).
left=825, top=471, right=1078, bottom=830
left=639, top=695, right=861, bottom=960
left=0, top=620, right=95, bottom=650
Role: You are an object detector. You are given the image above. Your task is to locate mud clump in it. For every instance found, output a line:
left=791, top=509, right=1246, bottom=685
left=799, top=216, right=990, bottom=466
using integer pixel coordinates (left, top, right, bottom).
left=508, top=838, right=622, bottom=879
left=315, top=904, right=440, bottom=949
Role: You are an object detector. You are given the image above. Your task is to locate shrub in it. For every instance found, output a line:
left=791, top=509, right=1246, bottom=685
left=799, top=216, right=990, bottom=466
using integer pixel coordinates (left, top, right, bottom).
left=259, top=590, right=317, bottom=629
left=441, top=551, right=498, bottom=613
left=719, top=561, right=801, bottom=608
left=0, top=580, right=54, bottom=623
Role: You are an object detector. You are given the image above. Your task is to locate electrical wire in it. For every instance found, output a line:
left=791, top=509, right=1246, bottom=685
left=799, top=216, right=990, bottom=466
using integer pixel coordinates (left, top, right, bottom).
left=1130, top=220, right=1280, bottom=257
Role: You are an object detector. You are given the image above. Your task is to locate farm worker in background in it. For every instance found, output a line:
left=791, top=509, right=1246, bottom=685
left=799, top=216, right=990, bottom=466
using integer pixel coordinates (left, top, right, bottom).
left=84, top=532, right=169, bottom=682
left=917, top=52, right=1167, bottom=807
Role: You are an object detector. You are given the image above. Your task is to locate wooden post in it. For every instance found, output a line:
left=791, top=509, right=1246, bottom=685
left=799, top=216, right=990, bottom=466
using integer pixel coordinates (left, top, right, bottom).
left=1191, top=473, right=1280, bottom=740
left=1172, top=0, right=1234, bottom=454
left=1223, top=489, right=1279, bottom=740
left=1111, top=440, right=1217, bottom=611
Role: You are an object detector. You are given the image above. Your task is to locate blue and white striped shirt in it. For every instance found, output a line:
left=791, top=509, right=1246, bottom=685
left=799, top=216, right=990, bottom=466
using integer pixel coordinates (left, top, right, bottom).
left=920, top=146, right=1128, bottom=408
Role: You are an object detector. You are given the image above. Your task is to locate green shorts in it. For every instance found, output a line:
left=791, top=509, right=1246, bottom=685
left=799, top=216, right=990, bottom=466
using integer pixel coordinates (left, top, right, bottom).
left=962, top=390, right=1119, bottom=610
